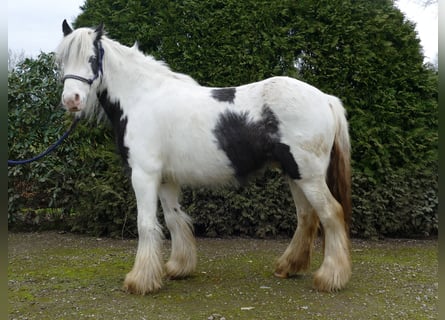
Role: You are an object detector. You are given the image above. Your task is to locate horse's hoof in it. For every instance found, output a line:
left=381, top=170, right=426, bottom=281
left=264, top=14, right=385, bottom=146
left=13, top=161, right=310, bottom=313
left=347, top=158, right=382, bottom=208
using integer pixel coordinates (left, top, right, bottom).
left=123, top=271, right=162, bottom=295
left=274, top=271, right=289, bottom=279
left=312, top=265, right=350, bottom=292
left=123, top=281, right=161, bottom=295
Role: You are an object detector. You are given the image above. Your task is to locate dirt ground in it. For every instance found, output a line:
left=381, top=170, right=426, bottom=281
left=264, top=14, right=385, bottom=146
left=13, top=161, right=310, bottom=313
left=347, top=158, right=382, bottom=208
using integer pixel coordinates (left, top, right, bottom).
left=8, top=232, right=437, bottom=319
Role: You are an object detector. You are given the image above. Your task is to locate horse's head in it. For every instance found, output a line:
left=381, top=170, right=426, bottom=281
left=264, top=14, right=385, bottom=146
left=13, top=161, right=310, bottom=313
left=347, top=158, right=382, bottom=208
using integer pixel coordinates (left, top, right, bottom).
left=56, top=20, right=104, bottom=114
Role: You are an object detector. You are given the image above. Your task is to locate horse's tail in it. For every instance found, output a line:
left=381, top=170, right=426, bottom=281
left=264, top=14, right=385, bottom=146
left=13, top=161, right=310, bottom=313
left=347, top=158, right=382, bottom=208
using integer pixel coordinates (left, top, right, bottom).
left=326, top=95, right=352, bottom=234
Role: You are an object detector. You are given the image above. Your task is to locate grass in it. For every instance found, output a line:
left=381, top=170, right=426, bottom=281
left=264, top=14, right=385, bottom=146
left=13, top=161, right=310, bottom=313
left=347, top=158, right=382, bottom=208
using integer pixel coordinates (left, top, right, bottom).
left=8, top=232, right=438, bottom=319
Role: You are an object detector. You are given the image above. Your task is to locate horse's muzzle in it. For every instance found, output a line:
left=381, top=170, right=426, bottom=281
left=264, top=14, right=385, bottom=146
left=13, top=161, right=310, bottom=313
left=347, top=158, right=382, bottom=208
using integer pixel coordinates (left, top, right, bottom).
left=62, top=91, right=83, bottom=113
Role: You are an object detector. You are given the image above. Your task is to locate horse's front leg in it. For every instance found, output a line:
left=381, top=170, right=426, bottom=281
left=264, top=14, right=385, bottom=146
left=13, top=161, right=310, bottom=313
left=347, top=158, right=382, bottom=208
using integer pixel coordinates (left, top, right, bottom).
left=159, top=182, right=197, bottom=279
left=123, top=167, right=163, bottom=295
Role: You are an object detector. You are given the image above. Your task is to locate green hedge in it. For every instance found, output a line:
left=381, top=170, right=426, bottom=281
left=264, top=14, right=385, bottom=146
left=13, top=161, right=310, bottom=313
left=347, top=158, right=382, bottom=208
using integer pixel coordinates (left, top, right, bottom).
left=8, top=0, right=438, bottom=239
left=8, top=54, right=438, bottom=238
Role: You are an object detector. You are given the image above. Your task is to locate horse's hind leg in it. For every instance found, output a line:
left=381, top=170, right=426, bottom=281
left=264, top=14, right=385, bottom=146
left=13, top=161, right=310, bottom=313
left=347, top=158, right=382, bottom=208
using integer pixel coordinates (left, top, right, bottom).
left=298, top=178, right=351, bottom=292
left=159, top=182, right=197, bottom=279
left=275, top=179, right=319, bottom=278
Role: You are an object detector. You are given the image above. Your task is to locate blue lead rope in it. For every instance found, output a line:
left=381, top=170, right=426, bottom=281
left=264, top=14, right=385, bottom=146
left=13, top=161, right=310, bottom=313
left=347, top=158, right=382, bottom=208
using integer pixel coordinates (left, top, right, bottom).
left=8, top=117, right=80, bottom=166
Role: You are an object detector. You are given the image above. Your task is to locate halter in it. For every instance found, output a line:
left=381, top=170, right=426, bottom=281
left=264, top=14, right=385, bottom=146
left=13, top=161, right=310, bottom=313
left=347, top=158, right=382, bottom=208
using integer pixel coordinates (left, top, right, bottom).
left=62, top=41, right=104, bottom=85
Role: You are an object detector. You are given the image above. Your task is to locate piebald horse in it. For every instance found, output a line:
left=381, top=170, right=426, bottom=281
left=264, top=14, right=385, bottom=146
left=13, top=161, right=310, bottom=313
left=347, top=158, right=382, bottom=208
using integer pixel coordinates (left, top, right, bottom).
left=56, top=20, right=352, bottom=294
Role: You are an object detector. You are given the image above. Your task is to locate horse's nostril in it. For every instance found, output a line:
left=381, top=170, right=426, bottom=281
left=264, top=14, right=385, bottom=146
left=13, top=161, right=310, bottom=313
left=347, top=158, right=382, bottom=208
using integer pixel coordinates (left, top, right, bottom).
left=74, top=93, right=80, bottom=102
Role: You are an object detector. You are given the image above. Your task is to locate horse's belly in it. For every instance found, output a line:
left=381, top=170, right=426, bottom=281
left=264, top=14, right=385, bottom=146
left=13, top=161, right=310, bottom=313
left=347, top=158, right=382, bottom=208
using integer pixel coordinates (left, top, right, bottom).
left=162, top=144, right=236, bottom=186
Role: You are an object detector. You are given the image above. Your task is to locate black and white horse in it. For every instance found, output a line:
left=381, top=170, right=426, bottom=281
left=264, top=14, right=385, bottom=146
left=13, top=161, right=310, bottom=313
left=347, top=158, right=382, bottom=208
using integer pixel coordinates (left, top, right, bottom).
left=56, top=20, right=352, bottom=294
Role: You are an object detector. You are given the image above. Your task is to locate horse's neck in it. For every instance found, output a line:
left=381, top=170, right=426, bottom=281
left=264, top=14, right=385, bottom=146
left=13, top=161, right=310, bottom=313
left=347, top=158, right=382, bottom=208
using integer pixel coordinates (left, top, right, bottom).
left=101, top=39, right=181, bottom=95
left=104, top=39, right=174, bottom=81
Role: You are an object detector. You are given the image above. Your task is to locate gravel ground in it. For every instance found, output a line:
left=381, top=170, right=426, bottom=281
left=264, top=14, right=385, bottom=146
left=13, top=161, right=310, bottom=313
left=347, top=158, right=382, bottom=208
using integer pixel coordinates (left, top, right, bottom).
left=8, top=232, right=438, bottom=319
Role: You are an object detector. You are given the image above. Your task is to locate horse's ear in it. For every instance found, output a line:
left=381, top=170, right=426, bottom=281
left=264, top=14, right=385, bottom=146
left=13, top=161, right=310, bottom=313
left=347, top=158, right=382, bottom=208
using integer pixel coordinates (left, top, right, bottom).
left=62, top=19, right=73, bottom=36
left=94, top=22, right=104, bottom=39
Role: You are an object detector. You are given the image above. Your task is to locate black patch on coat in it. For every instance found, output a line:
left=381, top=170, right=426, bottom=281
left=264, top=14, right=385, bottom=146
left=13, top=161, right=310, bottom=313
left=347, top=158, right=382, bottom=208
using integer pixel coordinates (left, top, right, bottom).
left=272, top=143, right=301, bottom=180
left=211, top=88, right=236, bottom=104
left=213, top=105, right=301, bottom=180
left=98, top=90, right=129, bottom=165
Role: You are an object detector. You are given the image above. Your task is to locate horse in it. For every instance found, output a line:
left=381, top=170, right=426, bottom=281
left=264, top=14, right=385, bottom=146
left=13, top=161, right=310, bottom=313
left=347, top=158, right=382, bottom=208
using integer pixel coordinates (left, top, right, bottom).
left=56, top=20, right=352, bottom=295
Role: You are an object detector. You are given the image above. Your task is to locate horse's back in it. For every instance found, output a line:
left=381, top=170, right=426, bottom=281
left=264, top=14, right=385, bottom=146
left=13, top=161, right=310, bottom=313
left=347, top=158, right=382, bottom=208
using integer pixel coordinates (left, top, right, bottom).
left=127, top=75, right=341, bottom=185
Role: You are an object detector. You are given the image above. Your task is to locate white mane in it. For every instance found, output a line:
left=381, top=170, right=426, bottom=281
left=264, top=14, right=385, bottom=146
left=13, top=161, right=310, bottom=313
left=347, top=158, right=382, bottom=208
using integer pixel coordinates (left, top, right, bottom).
left=56, top=27, right=198, bottom=120
left=114, top=39, right=197, bottom=84
left=55, top=27, right=98, bottom=71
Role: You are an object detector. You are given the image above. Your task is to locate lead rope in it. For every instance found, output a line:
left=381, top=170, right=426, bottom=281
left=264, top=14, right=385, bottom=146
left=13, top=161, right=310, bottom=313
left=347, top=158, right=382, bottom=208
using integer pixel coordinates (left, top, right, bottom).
left=8, top=117, right=80, bottom=166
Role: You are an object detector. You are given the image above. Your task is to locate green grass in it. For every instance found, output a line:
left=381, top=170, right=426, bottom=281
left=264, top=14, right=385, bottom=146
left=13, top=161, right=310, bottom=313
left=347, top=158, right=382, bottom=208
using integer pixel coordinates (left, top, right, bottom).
left=8, top=233, right=437, bottom=319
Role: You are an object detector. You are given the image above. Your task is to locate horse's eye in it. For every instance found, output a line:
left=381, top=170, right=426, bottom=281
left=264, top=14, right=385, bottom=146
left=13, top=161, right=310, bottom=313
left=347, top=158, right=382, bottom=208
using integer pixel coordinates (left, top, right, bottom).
left=89, top=56, right=97, bottom=64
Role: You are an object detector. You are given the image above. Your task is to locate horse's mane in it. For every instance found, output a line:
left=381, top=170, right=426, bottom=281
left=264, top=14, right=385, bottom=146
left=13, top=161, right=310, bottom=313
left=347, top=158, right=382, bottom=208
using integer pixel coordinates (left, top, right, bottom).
left=103, top=37, right=198, bottom=84
left=55, top=28, right=98, bottom=71
left=55, top=27, right=198, bottom=120
left=56, top=27, right=196, bottom=80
